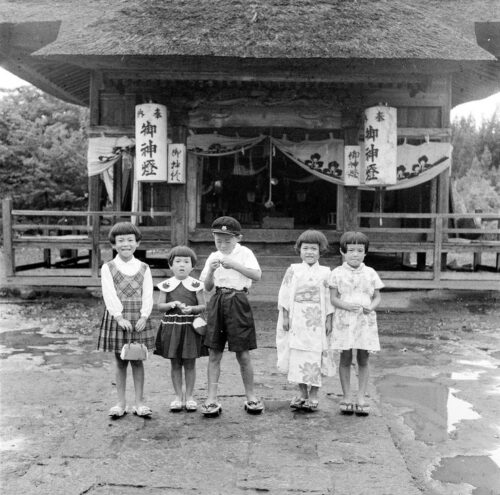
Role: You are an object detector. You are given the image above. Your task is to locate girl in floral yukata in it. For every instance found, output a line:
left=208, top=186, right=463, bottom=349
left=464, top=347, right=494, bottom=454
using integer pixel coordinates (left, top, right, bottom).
left=329, top=231, right=383, bottom=417
left=276, top=230, right=336, bottom=412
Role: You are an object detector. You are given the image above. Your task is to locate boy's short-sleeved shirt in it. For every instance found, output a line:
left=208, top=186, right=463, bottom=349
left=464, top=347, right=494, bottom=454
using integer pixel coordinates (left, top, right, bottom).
left=200, top=243, right=260, bottom=290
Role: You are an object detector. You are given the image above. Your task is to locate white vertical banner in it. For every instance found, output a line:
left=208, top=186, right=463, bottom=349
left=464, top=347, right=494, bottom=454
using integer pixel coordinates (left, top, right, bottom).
left=167, top=143, right=186, bottom=184
left=135, top=103, right=168, bottom=182
left=363, top=105, right=397, bottom=185
left=344, top=145, right=362, bottom=186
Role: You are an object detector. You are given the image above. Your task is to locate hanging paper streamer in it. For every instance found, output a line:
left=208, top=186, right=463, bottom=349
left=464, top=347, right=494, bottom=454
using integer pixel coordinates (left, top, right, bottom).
left=344, top=145, right=363, bottom=186
left=363, top=105, right=397, bottom=185
left=394, top=142, right=452, bottom=187
left=271, top=136, right=344, bottom=185
left=167, top=144, right=187, bottom=184
left=135, top=103, right=168, bottom=182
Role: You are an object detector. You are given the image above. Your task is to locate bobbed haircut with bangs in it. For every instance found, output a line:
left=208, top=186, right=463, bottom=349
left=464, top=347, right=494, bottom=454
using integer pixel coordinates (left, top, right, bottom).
left=294, top=229, right=329, bottom=255
left=108, top=222, right=142, bottom=244
left=167, top=245, right=197, bottom=268
left=339, top=231, right=370, bottom=254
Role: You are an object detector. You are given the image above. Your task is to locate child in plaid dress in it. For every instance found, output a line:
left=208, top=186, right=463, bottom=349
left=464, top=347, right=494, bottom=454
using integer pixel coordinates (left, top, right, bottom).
left=97, top=222, right=155, bottom=418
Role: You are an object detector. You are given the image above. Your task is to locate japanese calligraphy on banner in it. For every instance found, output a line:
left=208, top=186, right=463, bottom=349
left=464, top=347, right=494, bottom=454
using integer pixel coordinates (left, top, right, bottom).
left=135, top=103, right=168, bottom=182
left=363, top=106, right=397, bottom=185
left=344, top=145, right=363, bottom=186
left=167, top=144, right=186, bottom=184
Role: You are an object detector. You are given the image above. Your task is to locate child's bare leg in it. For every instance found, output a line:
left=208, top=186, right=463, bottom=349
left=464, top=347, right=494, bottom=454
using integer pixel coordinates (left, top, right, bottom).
left=170, top=358, right=183, bottom=402
left=356, top=350, right=370, bottom=405
left=130, top=359, right=145, bottom=407
left=339, top=350, right=353, bottom=402
left=114, top=353, right=128, bottom=408
left=236, top=350, right=257, bottom=402
left=309, top=385, right=319, bottom=400
left=206, top=349, right=223, bottom=404
left=298, top=383, right=309, bottom=399
left=183, top=358, right=196, bottom=402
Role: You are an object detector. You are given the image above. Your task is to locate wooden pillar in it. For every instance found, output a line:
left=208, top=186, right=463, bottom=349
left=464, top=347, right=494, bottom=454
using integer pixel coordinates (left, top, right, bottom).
left=343, top=188, right=359, bottom=231
left=342, top=127, right=360, bottom=231
left=437, top=168, right=450, bottom=271
left=336, top=185, right=345, bottom=231
left=112, top=156, right=123, bottom=211
left=187, top=153, right=198, bottom=232
left=2, top=198, right=15, bottom=276
left=91, top=213, right=101, bottom=278
left=170, top=125, right=188, bottom=246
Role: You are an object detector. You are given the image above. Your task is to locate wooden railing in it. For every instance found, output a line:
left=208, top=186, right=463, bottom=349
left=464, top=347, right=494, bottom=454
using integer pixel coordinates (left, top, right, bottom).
left=2, top=198, right=499, bottom=289
left=2, top=198, right=172, bottom=280
left=357, top=212, right=500, bottom=284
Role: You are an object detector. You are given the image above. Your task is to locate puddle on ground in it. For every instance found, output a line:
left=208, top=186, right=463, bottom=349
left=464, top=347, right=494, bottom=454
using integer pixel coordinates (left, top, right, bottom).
left=377, top=375, right=481, bottom=444
left=465, top=304, right=492, bottom=315
left=432, top=455, right=500, bottom=495
left=451, top=370, right=485, bottom=380
left=0, top=329, right=104, bottom=368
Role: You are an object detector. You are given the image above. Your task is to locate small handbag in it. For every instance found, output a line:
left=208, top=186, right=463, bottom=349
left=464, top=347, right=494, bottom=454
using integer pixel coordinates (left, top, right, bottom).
left=192, top=316, right=207, bottom=336
left=120, top=330, right=148, bottom=361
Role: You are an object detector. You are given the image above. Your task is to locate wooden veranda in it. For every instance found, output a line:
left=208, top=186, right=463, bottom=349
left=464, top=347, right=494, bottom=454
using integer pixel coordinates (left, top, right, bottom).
left=3, top=199, right=499, bottom=295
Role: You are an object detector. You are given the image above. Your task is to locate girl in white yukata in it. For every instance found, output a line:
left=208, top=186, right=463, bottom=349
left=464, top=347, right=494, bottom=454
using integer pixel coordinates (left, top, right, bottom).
left=276, top=230, right=336, bottom=412
left=329, top=231, right=383, bottom=417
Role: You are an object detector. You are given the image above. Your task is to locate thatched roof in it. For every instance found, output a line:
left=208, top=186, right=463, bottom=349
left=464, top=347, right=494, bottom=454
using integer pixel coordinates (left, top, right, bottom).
left=0, top=0, right=499, bottom=106
left=1, top=0, right=498, bottom=60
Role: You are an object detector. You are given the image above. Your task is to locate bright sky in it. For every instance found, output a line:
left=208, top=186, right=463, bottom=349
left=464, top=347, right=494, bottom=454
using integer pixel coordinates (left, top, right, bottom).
left=0, top=67, right=499, bottom=123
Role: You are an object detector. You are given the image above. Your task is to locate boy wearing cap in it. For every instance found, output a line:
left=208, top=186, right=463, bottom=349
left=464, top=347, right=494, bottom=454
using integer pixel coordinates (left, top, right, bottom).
left=200, top=216, right=263, bottom=416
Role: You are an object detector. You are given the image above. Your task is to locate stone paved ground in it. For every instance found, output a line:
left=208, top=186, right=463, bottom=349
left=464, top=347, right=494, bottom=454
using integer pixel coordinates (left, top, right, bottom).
left=0, top=295, right=429, bottom=495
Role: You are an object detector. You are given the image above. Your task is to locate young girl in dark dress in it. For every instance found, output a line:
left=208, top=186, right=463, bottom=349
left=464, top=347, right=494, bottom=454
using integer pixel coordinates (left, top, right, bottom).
left=154, top=246, right=207, bottom=412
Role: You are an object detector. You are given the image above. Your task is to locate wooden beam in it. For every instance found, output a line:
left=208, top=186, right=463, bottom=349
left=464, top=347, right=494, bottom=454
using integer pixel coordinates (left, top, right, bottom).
left=2, top=58, right=87, bottom=106
left=46, top=55, right=457, bottom=80
left=189, top=105, right=342, bottom=129
left=89, top=71, right=103, bottom=126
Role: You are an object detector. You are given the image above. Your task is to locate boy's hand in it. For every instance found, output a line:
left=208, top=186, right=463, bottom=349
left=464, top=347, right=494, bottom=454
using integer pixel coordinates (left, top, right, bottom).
left=219, top=256, right=238, bottom=270
left=362, top=306, right=373, bottom=314
left=209, top=258, right=221, bottom=271
left=135, top=316, right=147, bottom=332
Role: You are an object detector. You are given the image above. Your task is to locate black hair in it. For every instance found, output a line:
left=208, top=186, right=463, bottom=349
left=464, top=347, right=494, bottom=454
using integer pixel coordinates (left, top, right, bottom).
left=108, top=222, right=142, bottom=244
left=167, top=245, right=197, bottom=268
left=339, top=231, right=369, bottom=254
left=294, top=229, right=329, bottom=254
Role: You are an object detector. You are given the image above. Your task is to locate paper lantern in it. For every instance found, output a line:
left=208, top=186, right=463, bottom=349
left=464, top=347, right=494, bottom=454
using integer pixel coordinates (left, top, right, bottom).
left=135, top=103, right=168, bottom=182
left=167, top=143, right=186, bottom=184
left=363, top=106, right=397, bottom=185
left=344, top=145, right=362, bottom=186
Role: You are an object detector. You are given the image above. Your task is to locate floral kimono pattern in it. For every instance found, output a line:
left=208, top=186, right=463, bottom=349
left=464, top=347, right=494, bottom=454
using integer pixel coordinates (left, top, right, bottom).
left=329, top=263, right=384, bottom=352
left=276, top=262, right=335, bottom=386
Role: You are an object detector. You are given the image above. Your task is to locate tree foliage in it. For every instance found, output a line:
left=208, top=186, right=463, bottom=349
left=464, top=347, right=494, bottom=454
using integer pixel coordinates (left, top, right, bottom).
left=0, top=86, right=89, bottom=209
left=451, top=111, right=500, bottom=212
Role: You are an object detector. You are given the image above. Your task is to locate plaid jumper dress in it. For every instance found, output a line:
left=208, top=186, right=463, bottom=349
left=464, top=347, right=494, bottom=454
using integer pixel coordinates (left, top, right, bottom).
left=97, top=260, right=155, bottom=352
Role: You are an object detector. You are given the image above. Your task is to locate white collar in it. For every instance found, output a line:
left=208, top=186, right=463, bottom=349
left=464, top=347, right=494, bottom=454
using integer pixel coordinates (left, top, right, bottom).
left=301, top=261, right=320, bottom=269
left=343, top=262, right=365, bottom=273
left=157, top=276, right=203, bottom=292
left=113, top=254, right=138, bottom=266
left=217, top=243, right=241, bottom=257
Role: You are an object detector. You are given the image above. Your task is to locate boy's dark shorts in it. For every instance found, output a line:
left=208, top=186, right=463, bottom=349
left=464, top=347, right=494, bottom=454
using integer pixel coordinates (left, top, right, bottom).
left=204, top=288, right=257, bottom=352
